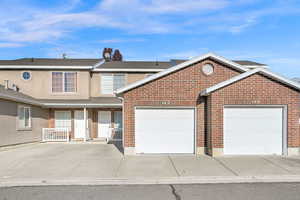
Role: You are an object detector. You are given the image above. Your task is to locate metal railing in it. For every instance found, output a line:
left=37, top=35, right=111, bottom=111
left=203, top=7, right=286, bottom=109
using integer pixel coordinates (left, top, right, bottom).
left=42, top=128, right=70, bottom=142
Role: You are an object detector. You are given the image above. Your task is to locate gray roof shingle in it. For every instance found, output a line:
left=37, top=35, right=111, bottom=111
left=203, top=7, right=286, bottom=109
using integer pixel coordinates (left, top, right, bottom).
left=233, top=60, right=266, bottom=66
left=0, top=85, right=41, bottom=105
left=0, top=57, right=265, bottom=68
left=0, top=85, right=121, bottom=107
left=97, top=61, right=172, bottom=69
left=39, top=97, right=121, bottom=105
left=0, top=58, right=102, bottom=66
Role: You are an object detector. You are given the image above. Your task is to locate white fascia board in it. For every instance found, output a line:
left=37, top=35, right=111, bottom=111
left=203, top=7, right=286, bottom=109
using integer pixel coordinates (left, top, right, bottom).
left=92, top=68, right=164, bottom=72
left=43, top=103, right=122, bottom=108
left=92, top=60, right=105, bottom=69
left=0, top=65, right=93, bottom=69
left=115, top=52, right=248, bottom=94
left=201, top=68, right=300, bottom=96
left=0, top=93, right=42, bottom=106
left=243, top=65, right=269, bottom=69
left=259, top=69, right=300, bottom=91
left=201, top=69, right=260, bottom=96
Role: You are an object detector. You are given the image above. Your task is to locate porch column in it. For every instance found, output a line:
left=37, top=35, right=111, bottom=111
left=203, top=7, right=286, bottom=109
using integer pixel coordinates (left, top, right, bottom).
left=84, top=107, right=87, bottom=142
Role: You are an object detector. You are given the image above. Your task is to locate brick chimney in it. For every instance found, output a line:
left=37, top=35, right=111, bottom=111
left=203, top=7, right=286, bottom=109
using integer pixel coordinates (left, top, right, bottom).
left=112, top=49, right=123, bottom=61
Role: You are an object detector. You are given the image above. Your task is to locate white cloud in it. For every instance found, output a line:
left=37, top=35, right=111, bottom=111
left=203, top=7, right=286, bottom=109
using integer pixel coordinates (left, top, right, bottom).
left=0, top=0, right=299, bottom=46
left=99, top=38, right=145, bottom=43
left=162, top=51, right=202, bottom=59
left=99, top=0, right=229, bottom=14
left=0, top=42, right=24, bottom=48
left=228, top=18, right=257, bottom=33
left=46, top=47, right=101, bottom=58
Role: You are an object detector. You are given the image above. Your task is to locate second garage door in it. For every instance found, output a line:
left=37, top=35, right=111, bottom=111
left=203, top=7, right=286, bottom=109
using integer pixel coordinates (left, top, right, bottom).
left=135, top=108, right=195, bottom=154
left=224, top=107, right=284, bottom=155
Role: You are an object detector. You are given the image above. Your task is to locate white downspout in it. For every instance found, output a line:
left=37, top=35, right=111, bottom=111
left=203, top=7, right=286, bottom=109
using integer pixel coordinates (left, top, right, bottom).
left=117, top=96, right=124, bottom=150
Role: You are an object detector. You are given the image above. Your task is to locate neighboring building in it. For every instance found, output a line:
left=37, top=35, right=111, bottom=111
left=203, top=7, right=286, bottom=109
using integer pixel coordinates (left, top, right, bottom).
left=0, top=51, right=299, bottom=157
left=292, top=77, right=300, bottom=83
left=0, top=51, right=175, bottom=145
left=0, top=84, right=47, bottom=146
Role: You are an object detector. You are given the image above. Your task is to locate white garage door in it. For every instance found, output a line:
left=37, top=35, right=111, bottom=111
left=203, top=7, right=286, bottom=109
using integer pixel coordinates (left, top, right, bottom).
left=224, top=107, right=284, bottom=155
left=135, top=108, right=195, bottom=154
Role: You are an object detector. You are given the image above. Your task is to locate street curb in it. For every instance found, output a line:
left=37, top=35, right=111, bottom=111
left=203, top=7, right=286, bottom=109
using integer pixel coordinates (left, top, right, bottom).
left=1, top=175, right=300, bottom=187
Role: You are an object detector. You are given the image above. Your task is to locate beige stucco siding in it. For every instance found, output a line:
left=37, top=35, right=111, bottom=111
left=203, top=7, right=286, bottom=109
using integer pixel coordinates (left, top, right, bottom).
left=0, top=99, right=48, bottom=147
left=127, top=73, right=149, bottom=84
left=0, top=70, right=90, bottom=99
left=91, top=72, right=148, bottom=97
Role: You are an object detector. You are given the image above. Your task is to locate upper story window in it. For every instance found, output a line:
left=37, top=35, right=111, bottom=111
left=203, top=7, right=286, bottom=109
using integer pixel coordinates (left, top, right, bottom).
left=52, top=72, right=77, bottom=93
left=101, top=74, right=125, bottom=94
left=18, top=105, right=31, bottom=129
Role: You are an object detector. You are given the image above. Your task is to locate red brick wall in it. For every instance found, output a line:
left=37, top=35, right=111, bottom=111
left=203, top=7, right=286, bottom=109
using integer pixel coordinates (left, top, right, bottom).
left=123, top=59, right=240, bottom=148
left=209, top=74, right=300, bottom=149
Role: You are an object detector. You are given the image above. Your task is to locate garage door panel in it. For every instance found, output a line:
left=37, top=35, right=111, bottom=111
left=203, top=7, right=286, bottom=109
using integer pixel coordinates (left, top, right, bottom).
left=224, top=107, right=283, bottom=155
left=135, top=108, right=195, bottom=154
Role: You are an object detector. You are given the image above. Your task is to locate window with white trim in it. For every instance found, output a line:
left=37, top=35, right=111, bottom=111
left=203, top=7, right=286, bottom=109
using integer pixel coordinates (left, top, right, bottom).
left=101, top=74, right=125, bottom=94
left=55, top=111, right=72, bottom=130
left=52, top=72, right=77, bottom=93
left=18, top=106, right=31, bottom=129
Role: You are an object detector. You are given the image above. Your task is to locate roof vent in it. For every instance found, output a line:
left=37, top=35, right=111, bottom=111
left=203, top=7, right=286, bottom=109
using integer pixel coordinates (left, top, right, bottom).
left=102, top=48, right=113, bottom=62
left=12, top=84, right=19, bottom=92
left=4, top=80, right=9, bottom=90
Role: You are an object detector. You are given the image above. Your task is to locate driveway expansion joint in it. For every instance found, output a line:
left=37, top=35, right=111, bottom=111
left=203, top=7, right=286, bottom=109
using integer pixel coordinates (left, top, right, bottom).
left=113, top=158, right=124, bottom=177
left=168, top=156, right=180, bottom=177
left=261, top=157, right=293, bottom=174
left=212, top=158, right=239, bottom=176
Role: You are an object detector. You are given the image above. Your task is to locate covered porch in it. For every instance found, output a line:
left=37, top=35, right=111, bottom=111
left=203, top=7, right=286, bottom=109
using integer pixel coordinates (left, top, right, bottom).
left=41, top=97, right=123, bottom=145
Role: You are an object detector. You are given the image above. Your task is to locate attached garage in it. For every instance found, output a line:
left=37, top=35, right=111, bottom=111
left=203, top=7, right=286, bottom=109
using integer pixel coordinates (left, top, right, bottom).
left=135, top=108, right=195, bottom=154
left=117, top=53, right=300, bottom=156
left=223, top=106, right=286, bottom=155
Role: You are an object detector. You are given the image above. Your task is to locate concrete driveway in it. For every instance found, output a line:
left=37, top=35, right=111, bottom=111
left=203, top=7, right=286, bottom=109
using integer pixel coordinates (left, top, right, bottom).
left=1, top=143, right=300, bottom=182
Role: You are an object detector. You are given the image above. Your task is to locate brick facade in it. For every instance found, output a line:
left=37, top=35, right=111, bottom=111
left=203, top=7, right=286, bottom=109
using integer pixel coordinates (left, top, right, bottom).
left=207, top=73, right=300, bottom=155
left=122, top=58, right=300, bottom=155
left=123, top=59, right=240, bottom=149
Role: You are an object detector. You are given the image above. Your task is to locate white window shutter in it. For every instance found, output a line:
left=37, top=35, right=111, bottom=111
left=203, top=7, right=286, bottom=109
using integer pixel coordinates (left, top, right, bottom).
left=101, top=74, right=114, bottom=94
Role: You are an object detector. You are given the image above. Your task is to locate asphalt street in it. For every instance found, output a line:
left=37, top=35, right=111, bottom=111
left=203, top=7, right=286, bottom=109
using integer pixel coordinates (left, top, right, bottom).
left=1, top=183, right=300, bottom=200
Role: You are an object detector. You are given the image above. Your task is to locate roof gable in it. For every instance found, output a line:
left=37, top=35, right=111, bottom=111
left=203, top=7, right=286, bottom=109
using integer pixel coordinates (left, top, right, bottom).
left=115, top=52, right=248, bottom=94
left=201, top=68, right=300, bottom=96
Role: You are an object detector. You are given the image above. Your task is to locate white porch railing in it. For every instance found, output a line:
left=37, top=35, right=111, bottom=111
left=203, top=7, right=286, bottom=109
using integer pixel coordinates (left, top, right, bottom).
left=42, top=128, right=70, bottom=142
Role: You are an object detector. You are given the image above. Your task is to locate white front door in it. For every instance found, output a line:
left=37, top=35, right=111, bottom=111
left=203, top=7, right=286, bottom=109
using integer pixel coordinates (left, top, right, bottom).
left=74, top=110, right=87, bottom=139
left=98, top=111, right=112, bottom=138
left=224, top=107, right=283, bottom=155
left=135, top=108, right=195, bottom=154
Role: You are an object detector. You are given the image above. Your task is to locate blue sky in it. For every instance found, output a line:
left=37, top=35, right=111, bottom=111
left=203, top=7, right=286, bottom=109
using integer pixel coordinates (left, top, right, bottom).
left=0, top=0, right=300, bottom=77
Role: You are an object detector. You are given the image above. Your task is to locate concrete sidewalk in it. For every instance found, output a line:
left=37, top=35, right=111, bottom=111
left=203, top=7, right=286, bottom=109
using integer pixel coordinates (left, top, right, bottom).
left=1, top=143, right=300, bottom=186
